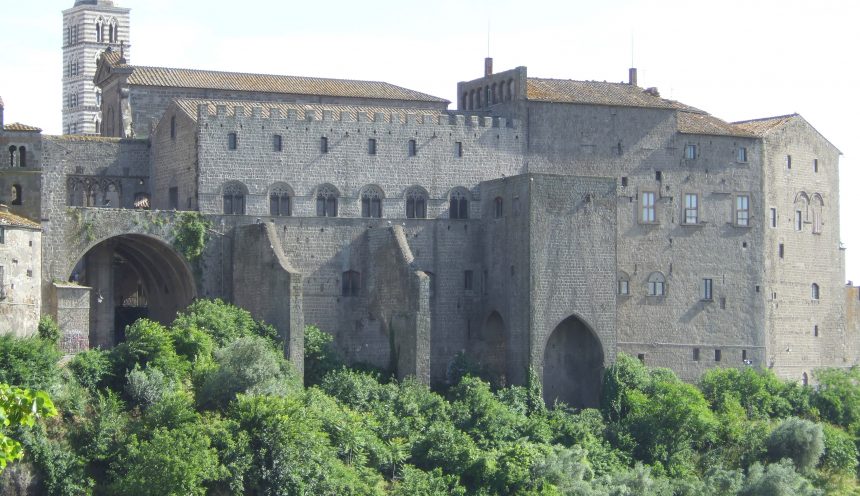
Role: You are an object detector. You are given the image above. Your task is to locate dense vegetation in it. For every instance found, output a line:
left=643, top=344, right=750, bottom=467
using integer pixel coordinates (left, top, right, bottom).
left=2, top=300, right=860, bottom=495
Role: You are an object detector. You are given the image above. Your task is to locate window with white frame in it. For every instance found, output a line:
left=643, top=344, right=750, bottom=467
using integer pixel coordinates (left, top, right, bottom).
left=641, top=191, right=656, bottom=223
left=795, top=210, right=803, bottom=231
left=737, top=147, right=748, bottom=163
left=735, top=195, right=750, bottom=226
left=647, top=272, right=665, bottom=296
left=684, top=144, right=697, bottom=160
left=702, top=278, right=713, bottom=301
left=618, top=272, right=630, bottom=296
left=684, top=193, right=699, bottom=224
left=811, top=283, right=820, bottom=300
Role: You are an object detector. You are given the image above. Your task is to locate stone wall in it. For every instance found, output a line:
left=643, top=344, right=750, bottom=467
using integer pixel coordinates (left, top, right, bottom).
left=0, top=130, right=43, bottom=221
left=49, top=282, right=90, bottom=353
left=0, top=226, right=41, bottom=336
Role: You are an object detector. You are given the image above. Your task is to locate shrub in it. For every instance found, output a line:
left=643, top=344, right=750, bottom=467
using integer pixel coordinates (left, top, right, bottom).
left=171, top=299, right=278, bottom=348
left=68, top=349, right=113, bottom=394
left=738, top=459, right=823, bottom=496
left=766, top=417, right=824, bottom=473
left=391, top=465, right=466, bottom=496
left=0, top=335, right=60, bottom=390
left=125, top=365, right=171, bottom=409
left=197, top=336, right=297, bottom=410
left=110, top=319, right=188, bottom=381
left=36, top=316, right=61, bottom=345
left=818, top=423, right=858, bottom=475
left=303, top=324, right=341, bottom=386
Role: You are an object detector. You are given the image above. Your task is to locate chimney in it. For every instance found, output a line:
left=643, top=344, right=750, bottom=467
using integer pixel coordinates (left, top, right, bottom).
left=629, top=67, right=638, bottom=86
left=485, top=57, right=493, bottom=77
left=0, top=96, right=4, bottom=131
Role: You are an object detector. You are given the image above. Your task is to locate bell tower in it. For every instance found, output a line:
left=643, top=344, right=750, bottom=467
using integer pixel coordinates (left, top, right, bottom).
left=61, top=0, right=130, bottom=135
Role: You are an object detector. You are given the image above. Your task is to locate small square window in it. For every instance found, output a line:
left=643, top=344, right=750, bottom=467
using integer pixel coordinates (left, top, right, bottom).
left=621, top=177, right=628, bottom=188
left=684, top=144, right=697, bottom=160
left=227, top=132, right=238, bottom=150
left=273, top=134, right=283, bottom=152
left=368, top=138, right=377, bottom=155
left=637, top=353, right=646, bottom=363
left=693, top=348, right=700, bottom=361
left=408, top=139, right=417, bottom=157
left=715, top=349, right=722, bottom=362
left=737, top=147, right=747, bottom=162
left=320, top=137, right=329, bottom=153
left=26, top=269, right=33, bottom=278
left=618, top=279, right=629, bottom=295
left=455, top=141, right=463, bottom=157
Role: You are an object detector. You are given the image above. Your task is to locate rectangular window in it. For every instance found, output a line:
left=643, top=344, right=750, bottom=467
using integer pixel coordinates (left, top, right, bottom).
left=813, top=158, right=819, bottom=173
left=641, top=192, right=656, bottom=223
left=273, top=134, right=283, bottom=152
left=408, top=139, right=417, bottom=157
left=655, top=170, right=662, bottom=181
left=770, top=208, right=777, bottom=228
left=795, top=210, right=802, bottom=231
left=742, top=349, right=748, bottom=361
left=786, top=155, right=792, bottom=169
left=320, top=137, right=328, bottom=153
left=464, top=270, right=473, bottom=290
left=227, top=132, right=237, bottom=150
left=621, top=176, right=628, bottom=188
left=715, top=349, right=722, bottom=362
left=684, top=193, right=699, bottom=224
left=702, top=278, right=713, bottom=301
left=693, top=348, right=700, bottom=361
left=618, top=279, right=629, bottom=295
left=170, top=116, right=176, bottom=139
left=168, top=187, right=179, bottom=210
left=735, top=195, right=749, bottom=226
left=779, top=243, right=785, bottom=259
left=0, top=227, right=4, bottom=244
left=814, top=325, right=819, bottom=337
left=455, top=141, right=463, bottom=158
left=637, top=353, right=646, bottom=363
left=737, top=147, right=747, bottom=162
left=684, top=144, right=697, bottom=160
left=368, top=138, right=377, bottom=155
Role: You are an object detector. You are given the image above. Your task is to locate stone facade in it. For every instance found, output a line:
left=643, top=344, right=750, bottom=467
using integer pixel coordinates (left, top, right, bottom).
left=0, top=207, right=41, bottom=336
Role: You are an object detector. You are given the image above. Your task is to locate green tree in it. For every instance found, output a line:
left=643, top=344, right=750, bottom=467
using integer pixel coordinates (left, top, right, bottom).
left=738, top=459, right=823, bottom=496
left=171, top=299, right=278, bottom=348
left=0, top=383, right=57, bottom=471
left=36, top=316, right=61, bottom=345
left=0, top=335, right=61, bottom=390
left=304, top=324, right=342, bottom=386
left=766, top=417, right=824, bottom=473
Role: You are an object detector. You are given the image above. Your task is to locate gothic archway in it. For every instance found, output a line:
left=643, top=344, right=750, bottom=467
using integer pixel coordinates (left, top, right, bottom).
left=69, top=234, right=196, bottom=348
left=543, top=315, right=604, bottom=408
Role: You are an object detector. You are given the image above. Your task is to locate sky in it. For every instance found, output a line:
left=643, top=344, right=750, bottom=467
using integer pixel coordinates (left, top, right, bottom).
left=1, top=0, right=858, bottom=281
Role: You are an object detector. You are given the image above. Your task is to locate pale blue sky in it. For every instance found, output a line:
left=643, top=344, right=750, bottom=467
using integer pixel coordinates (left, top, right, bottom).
left=2, top=0, right=859, bottom=280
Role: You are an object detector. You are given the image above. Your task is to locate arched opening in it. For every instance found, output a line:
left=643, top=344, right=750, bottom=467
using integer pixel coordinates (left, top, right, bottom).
left=543, top=315, right=604, bottom=408
left=69, top=234, right=196, bottom=348
left=467, top=311, right=507, bottom=386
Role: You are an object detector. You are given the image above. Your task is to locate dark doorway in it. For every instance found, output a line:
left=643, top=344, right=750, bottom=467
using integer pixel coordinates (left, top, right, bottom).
left=543, top=315, right=604, bottom=408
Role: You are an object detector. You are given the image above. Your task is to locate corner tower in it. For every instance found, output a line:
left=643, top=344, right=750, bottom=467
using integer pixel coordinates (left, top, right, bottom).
left=62, top=0, right=130, bottom=135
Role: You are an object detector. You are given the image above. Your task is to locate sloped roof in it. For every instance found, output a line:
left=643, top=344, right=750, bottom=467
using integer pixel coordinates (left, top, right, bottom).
left=0, top=208, right=40, bottom=230
left=677, top=112, right=756, bottom=138
left=732, top=114, right=799, bottom=136
left=4, top=123, right=42, bottom=132
left=109, top=63, right=448, bottom=104
left=526, top=78, right=701, bottom=111
left=173, top=98, right=447, bottom=123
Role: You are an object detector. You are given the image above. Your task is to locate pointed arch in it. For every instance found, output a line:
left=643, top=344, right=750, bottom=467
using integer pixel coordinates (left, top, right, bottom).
left=315, top=183, right=340, bottom=217
left=269, top=182, right=293, bottom=217
left=359, top=184, right=385, bottom=218
left=405, top=185, right=428, bottom=219
left=543, top=314, right=604, bottom=408
left=222, top=181, right=247, bottom=215
left=448, top=186, right=471, bottom=220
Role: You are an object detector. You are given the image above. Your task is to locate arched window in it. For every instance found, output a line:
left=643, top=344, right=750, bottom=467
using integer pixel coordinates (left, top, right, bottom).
left=316, top=184, right=339, bottom=217
left=507, top=79, right=514, bottom=100
left=617, top=271, right=630, bottom=295
left=476, top=89, right=482, bottom=108
left=67, top=179, right=84, bottom=207
left=95, top=18, right=103, bottom=43
left=491, top=83, right=498, bottom=104
left=17, top=146, right=26, bottom=168
left=406, top=186, right=428, bottom=219
left=494, top=196, right=504, bottom=218
left=86, top=182, right=98, bottom=207
left=360, top=185, right=384, bottom=218
left=8, top=146, right=17, bottom=167
left=449, top=188, right=469, bottom=219
left=269, top=184, right=292, bottom=217
left=108, top=19, right=118, bottom=43
left=222, top=182, right=246, bottom=215
left=647, top=272, right=666, bottom=296
left=104, top=182, right=120, bottom=207
left=342, top=270, right=361, bottom=296
left=499, top=81, right=506, bottom=102
left=462, top=92, right=468, bottom=110
left=811, top=194, right=824, bottom=234
left=10, top=185, right=22, bottom=206
left=811, top=283, right=820, bottom=300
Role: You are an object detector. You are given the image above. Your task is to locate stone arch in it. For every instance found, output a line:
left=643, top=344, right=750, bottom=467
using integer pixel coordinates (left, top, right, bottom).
left=448, top=186, right=471, bottom=220
left=68, top=233, right=197, bottom=348
left=360, top=184, right=385, bottom=218
left=405, top=185, right=428, bottom=219
left=811, top=193, right=824, bottom=233
left=315, top=183, right=340, bottom=217
left=542, top=314, right=604, bottom=408
left=222, top=180, right=247, bottom=215
left=468, top=310, right=507, bottom=385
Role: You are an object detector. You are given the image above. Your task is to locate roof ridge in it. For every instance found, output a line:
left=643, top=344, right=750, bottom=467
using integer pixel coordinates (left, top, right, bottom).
left=732, top=113, right=799, bottom=125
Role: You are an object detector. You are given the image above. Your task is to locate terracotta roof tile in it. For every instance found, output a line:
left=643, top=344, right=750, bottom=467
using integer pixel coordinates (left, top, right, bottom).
left=173, top=99, right=447, bottom=123
left=119, top=65, right=448, bottom=104
left=678, top=112, right=756, bottom=138
left=526, top=78, right=698, bottom=110
left=0, top=209, right=40, bottom=229
left=733, top=114, right=798, bottom=136
left=4, top=122, right=42, bottom=132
